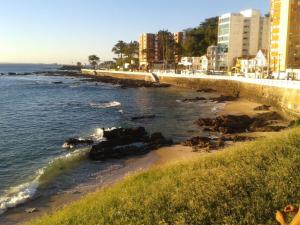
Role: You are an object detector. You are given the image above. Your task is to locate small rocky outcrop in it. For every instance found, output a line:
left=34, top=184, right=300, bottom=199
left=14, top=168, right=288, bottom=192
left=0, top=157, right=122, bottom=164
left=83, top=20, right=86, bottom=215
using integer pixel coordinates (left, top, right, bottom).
left=196, top=112, right=286, bottom=134
left=196, top=115, right=253, bottom=134
left=196, top=88, right=216, bottom=93
left=52, top=81, right=63, bottom=84
left=8, top=72, right=17, bottom=75
left=181, top=97, right=207, bottom=103
left=254, top=105, right=271, bottom=111
left=84, top=76, right=171, bottom=89
left=89, top=127, right=173, bottom=160
left=63, top=138, right=94, bottom=149
left=131, top=114, right=156, bottom=121
left=182, top=135, right=256, bottom=151
left=209, top=95, right=239, bottom=103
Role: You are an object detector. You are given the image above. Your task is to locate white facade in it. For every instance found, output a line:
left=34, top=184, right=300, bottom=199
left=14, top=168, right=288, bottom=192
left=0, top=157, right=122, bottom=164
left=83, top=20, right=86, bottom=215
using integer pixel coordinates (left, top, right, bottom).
left=218, top=9, right=270, bottom=69
left=199, top=56, right=208, bottom=71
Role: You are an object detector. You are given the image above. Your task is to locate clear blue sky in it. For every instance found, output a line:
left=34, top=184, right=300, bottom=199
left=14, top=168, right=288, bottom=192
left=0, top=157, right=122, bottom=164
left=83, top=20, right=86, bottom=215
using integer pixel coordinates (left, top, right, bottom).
left=0, top=0, right=269, bottom=64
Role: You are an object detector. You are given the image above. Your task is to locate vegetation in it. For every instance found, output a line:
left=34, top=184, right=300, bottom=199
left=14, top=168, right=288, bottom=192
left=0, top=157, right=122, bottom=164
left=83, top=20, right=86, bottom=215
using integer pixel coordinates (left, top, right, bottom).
left=112, top=40, right=139, bottom=70
left=88, top=55, right=100, bottom=69
left=183, top=17, right=218, bottom=56
left=156, top=30, right=183, bottom=69
left=28, top=128, right=300, bottom=225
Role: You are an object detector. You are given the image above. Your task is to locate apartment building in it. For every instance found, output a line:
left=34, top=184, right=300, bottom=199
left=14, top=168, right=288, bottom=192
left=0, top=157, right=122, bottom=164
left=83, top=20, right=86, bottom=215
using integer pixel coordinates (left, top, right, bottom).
left=139, top=32, right=183, bottom=68
left=139, top=33, right=156, bottom=68
left=270, top=0, right=300, bottom=72
left=218, top=9, right=270, bottom=69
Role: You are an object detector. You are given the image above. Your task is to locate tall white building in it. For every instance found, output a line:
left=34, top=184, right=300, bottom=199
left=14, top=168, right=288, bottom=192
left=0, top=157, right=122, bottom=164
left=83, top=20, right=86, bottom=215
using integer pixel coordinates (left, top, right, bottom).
left=217, top=9, right=270, bottom=69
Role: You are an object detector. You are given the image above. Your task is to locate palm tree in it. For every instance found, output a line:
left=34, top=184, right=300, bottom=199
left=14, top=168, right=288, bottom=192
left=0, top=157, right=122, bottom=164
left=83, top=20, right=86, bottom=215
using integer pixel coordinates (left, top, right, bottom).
left=88, top=55, right=100, bottom=69
left=112, top=41, right=127, bottom=61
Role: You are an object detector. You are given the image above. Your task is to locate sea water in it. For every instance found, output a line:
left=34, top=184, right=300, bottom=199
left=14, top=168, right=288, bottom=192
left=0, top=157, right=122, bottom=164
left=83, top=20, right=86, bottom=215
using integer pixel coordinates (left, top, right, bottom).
left=0, top=64, right=220, bottom=215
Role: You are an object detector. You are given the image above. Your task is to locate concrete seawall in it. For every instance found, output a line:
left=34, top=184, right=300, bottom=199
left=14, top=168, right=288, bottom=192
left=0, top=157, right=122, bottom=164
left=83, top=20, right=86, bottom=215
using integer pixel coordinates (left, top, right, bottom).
left=82, top=69, right=300, bottom=118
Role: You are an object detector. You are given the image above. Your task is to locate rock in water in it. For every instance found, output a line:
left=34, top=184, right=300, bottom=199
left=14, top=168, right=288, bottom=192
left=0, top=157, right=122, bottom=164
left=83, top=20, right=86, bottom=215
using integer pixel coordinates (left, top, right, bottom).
left=181, top=97, right=207, bottom=103
left=131, top=114, right=156, bottom=121
left=63, top=138, right=94, bottom=149
left=89, top=127, right=172, bottom=161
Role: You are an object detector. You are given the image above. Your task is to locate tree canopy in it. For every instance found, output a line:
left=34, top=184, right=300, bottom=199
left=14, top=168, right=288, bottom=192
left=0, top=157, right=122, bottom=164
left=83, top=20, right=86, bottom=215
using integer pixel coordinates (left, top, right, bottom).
left=88, top=55, right=100, bottom=69
left=183, top=17, right=218, bottom=57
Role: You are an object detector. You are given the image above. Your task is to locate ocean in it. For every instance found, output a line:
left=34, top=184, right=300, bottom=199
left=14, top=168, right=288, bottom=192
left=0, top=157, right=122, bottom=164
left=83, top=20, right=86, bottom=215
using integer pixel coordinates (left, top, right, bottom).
left=0, top=64, right=221, bottom=215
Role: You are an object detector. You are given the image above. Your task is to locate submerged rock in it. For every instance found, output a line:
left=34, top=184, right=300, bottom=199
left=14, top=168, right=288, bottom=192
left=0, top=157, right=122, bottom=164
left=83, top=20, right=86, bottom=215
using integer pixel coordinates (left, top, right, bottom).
left=89, top=127, right=172, bottom=161
left=181, top=97, right=207, bottom=103
left=131, top=114, right=156, bottom=121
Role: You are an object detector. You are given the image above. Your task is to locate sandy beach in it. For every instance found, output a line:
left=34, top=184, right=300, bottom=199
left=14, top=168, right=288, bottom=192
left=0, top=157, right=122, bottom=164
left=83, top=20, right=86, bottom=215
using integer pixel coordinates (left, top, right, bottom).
left=0, top=98, right=282, bottom=225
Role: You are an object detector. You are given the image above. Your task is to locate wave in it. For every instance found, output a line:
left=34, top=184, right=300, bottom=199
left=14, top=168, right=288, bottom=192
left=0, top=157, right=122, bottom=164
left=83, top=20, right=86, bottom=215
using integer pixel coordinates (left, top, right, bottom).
left=0, top=148, right=89, bottom=215
left=91, top=127, right=117, bottom=141
left=89, top=101, right=121, bottom=109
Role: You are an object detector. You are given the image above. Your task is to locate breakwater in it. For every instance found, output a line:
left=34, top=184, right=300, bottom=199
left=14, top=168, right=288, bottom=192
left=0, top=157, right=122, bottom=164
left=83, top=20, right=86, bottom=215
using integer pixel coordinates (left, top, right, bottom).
left=82, top=69, right=300, bottom=118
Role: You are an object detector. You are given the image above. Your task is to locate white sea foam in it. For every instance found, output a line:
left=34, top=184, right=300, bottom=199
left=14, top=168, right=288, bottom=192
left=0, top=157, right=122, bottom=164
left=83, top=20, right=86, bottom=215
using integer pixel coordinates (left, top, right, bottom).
left=89, top=101, right=121, bottom=109
left=0, top=148, right=89, bottom=215
left=91, top=127, right=117, bottom=141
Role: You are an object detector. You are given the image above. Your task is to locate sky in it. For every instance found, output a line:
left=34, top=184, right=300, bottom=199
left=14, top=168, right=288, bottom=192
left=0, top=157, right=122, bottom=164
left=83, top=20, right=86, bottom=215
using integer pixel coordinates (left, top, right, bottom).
left=0, top=0, right=269, bottom=64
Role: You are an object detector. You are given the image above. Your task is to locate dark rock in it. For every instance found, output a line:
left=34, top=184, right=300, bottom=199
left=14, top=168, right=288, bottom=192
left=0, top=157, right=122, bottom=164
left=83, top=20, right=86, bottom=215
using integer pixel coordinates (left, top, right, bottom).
left=150, top=132, right=173, bottom=146
left=131, top=114, right=156, bottom=121
left=197, top=88, right=216, bottom=93
left=196, top=115, right=253, bottom=134
left=8, top=72, right=17, bottom=75
left=249, top=112, right=283, bottom=131
left=83, top=76, right=170, bottom=89
left=210, top=95, right=239, bottom=103
left=182, top=136, right=224, bottom=151
left=196, top=111, right=286, bottom=134
left=196, top=118, right=216, bottom=127
left=224, top=135, right=256, bottom=142
left=254, top=105, right=271, bottom=111
left=63, top=138, right=94, bottom=149
left=89, top=127, right=172, bottom=161
left=103, top=127, right=148, bottom=141
left=52, top=81, right=63, bottom=84
left=181, top=97, right=207, bottom=103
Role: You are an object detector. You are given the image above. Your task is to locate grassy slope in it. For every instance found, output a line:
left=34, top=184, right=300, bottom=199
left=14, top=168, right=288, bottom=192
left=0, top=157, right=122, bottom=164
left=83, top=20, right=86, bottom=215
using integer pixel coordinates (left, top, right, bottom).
left=28, top=128, right=300, bottom=225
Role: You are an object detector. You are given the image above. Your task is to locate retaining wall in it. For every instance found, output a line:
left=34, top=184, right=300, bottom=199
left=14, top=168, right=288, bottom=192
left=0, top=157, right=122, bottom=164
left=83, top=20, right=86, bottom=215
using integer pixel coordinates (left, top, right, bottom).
left=81, top=69, right=300, bottom=118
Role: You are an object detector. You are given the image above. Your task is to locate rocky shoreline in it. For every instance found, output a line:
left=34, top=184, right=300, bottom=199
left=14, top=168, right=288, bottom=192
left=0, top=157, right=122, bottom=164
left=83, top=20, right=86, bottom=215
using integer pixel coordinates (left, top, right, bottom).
left=3, top=70, right=171, bottom=89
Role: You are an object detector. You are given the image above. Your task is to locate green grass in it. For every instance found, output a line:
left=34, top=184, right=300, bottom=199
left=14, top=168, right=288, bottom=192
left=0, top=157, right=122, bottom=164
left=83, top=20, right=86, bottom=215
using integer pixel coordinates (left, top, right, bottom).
left=28, top=128, right=300, bottom=225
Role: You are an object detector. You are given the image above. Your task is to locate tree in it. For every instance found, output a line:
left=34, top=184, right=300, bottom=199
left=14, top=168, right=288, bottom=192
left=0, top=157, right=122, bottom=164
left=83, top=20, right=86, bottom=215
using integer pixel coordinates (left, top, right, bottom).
left=112, top=40, right=139, bottom=70
left=76, top=62, right=82, bottom=68
left=183, top=17, right=218, bottom=56
left=112, top=41, right=127, bottom=61
left=88, top=55, right=100, bottom=69
left=157, top=30, right=177, bottom=68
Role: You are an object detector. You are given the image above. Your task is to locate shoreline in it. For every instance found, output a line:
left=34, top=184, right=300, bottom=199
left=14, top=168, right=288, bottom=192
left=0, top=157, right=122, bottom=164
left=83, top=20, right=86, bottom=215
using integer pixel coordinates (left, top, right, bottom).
left=0, top=72, right=290, bottom=225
